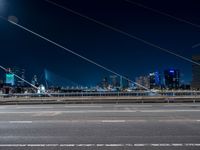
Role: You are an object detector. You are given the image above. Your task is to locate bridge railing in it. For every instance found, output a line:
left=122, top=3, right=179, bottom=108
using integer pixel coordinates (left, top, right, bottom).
left=0, top=91, right=200, bottom=98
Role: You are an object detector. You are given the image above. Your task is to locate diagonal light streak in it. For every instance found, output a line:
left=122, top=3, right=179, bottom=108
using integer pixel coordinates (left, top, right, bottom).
left=44, top=0, right=200, bottom=67
left=125, top=0, right=200, bottom=29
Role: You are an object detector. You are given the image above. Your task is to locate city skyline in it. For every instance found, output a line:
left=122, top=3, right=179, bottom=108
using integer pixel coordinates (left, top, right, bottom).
left=0, top=0, right=200, bottom=85
left=0, top=66, right=192, bottom=90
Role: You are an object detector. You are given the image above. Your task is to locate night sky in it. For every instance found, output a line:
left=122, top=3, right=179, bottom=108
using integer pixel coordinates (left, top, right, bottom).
left=0, top=0, right=200, bottom=86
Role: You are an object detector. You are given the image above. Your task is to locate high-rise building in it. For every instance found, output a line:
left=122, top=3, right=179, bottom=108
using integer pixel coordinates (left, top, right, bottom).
left=191, top=55, right=200, bottom=90
left=164, top=69, right=180, bottom=89
left=149, top=71, right=161, bottom=89
left=135, top=76, right=150, bottom=90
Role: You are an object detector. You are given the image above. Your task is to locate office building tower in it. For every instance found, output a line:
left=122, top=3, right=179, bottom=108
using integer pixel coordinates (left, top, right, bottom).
left=164, top=69, right=180, bottom=89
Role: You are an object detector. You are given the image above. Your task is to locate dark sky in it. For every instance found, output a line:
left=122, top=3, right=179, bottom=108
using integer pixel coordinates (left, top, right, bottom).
left=0, top=0, right=199, bottom=86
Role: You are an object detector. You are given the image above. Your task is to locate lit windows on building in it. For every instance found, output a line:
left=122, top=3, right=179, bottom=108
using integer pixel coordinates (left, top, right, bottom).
left=164, top=69, right=180, bottom=89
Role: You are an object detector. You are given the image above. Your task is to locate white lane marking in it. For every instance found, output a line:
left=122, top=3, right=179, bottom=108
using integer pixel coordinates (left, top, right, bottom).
left=9, top=121, right=32, bottom=124
left=185, top=144, right=200, bottom=146
left=172, top=144, right=183, bottom=146
left=60, top=144, right=75, bottom=147
left=76, top=144, right=96, bottom=147
left=102, top=120, right=126, bottom=123
left=134, top=144, right=145, bottom=146
left=0, top=143, right=200, bottom=147
left=105, top=144, right=125, bottom=147
left=33, top=112, right=62, bottom=117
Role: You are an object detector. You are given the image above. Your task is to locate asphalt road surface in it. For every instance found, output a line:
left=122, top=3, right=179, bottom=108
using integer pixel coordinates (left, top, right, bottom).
left=0, top=103, right=200, bottom=149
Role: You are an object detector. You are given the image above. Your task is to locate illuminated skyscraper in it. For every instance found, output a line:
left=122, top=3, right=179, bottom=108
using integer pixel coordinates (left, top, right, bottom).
left=149, top=71, right=161, bottom=89
left=164, top=69, right=180, bottom=89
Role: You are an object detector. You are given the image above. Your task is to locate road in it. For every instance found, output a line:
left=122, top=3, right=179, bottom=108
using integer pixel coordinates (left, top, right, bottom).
left=0, top=103, right=200, bottom=149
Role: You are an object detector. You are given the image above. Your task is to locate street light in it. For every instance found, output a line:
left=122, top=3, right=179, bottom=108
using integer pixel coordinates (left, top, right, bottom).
left=8, top=15, right=18, bottom=23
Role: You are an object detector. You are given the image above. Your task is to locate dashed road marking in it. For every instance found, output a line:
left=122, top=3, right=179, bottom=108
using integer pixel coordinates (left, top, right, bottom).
left=32, top=112, right=62, bottom=117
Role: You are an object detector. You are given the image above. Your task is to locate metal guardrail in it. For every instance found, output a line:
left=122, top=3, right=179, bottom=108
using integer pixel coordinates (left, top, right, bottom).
left=0, top=91, right=200, bottom=98
left=0, top=96, right=200, bottom=104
